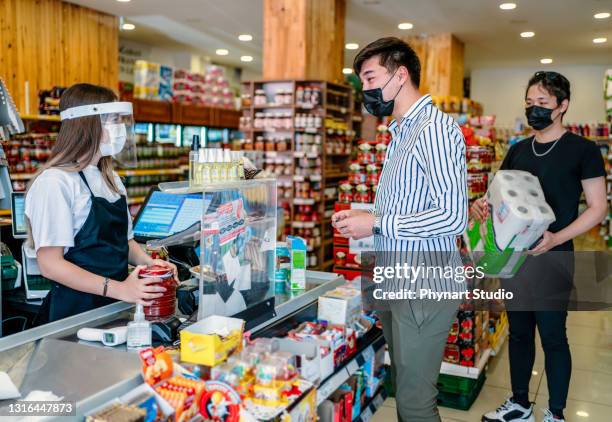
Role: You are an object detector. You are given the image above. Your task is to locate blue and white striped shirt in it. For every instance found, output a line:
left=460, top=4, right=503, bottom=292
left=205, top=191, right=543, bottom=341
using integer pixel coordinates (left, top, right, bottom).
left=374, top=94, right=468, bottom=293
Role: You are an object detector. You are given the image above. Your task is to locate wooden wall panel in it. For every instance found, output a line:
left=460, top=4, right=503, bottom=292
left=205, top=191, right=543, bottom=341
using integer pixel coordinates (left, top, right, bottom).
left=0, top=0, right=118, bottom=114
left=263, top=0, right=345, bottom=82
left=403, top=33, right=464, bottom=98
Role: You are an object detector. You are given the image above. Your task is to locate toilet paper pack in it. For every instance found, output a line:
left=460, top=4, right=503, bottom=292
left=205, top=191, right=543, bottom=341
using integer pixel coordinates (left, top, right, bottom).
left=465, top=170, right=555, bottom=278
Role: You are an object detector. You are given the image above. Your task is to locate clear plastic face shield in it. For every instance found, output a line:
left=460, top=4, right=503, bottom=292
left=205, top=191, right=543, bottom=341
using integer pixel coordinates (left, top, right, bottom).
left=60, top=101, right=137, bottom=168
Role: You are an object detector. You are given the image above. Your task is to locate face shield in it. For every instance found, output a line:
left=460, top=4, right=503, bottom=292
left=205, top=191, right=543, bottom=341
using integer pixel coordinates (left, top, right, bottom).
left=60, top=101, right=137, bottom=168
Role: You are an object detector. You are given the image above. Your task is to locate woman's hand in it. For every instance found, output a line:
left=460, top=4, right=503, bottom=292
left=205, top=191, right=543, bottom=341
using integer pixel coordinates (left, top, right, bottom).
left=114, top=265, right=166, bottom=305
left=471, top=197, right=489, bottom=222
left=149, top=259, right=179, bottom=283
left=528, top=231, right=559, bottom=255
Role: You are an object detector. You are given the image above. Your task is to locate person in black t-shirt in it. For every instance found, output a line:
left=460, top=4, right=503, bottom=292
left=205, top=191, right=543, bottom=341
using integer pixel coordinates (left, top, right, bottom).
left=474, top=72, right=608, bottom=422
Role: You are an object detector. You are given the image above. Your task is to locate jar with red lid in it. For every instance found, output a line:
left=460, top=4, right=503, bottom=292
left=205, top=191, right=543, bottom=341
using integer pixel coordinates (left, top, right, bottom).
left=366, top=164, right=380, bottom=186
left=139, top=265, right=177, bottom=321
left=349, top=163, right=365, bottom=185
left=355, top=184, right=371, bottom=203
left=338, top=181, right=353, bottom=203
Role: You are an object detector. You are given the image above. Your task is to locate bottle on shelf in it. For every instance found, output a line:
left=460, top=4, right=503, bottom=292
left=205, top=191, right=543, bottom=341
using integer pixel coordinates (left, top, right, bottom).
left=189, top=134, right=201, bottom=188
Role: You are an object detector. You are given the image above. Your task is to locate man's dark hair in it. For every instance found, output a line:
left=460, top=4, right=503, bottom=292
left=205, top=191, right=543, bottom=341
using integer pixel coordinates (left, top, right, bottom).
left=525, top=71, right=571, bottom=106
left=353, top=37, right=421, bottom=88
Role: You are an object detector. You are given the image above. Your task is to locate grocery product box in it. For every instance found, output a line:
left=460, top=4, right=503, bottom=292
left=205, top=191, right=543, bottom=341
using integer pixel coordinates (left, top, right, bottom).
left=465, top=170, right=555, bottom=278
left=317, top=287, right=362, bottom=327
left=180, top=315, right=244, bottom=366
left=276, top=337, right=322, bottom=384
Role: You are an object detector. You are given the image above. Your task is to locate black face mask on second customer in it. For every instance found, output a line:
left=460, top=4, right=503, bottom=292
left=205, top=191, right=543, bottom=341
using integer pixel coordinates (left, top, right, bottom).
left=363, top=69, right=403, bottom=117
left=525, top=105, right=559, bottom=130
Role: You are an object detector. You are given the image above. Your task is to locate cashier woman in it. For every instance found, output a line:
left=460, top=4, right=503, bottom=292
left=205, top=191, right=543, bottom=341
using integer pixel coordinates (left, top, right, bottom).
left=24, top=83, right=176, bottom=323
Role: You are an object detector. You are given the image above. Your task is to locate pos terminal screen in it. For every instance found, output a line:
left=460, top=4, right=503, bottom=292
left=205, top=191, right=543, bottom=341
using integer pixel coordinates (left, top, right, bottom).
left=133, top=190, right=206, bottom=240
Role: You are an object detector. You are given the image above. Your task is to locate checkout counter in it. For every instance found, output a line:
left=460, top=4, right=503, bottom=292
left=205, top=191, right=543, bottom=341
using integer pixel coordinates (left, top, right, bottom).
left=0, top=178, right=386, bottom=419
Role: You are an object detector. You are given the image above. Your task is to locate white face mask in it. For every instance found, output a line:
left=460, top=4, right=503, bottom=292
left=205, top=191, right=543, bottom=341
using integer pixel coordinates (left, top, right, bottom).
left=101, top=123, right=127, bottom=157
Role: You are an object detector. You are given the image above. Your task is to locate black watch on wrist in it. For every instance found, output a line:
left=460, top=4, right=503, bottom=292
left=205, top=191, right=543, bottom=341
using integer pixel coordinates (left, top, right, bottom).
left=372, top=216, right=382, bottom=235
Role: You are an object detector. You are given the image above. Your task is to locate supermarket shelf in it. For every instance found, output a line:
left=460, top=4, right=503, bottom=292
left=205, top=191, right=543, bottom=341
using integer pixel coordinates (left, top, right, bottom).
left=326, top=104, right=350, bottom=114
left=10, top=167, right=188, bottom=181
left=127, top=196, right=146, bottom=206
left=325, top=172, right=349, bottom=180
left=293, top=174, right=322, bottom=182
left=253, top=104, right=293, bottom=109
left=489, top=323, right=509, bottom=357
left=326, top=88, right=350, bottom=98
left=292, top=221, right=317, bottom=229
left=295, top=127, right=322, bottom=134
left=293, top=198, right=317, bottom=205
left=354, top=387, right=388, bottom=422
left=293, top=151, right=320, bottom=159
left=249, top=128, right=295, bottom=133
left=316, top=328, right=386, bottom=405
left=0, top=209, right=11, bottom=217
left=21, top=114, right=61, bottom=121
left=117, top=167, right=188, bottom=177
left=440, top=348, right=491, bottom=379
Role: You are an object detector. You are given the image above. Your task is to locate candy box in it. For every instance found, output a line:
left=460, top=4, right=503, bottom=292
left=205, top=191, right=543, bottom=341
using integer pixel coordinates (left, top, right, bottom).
left=180, top=315, right=244, bottom=366
left=277, top=337, right=322, bottom=385
left=317, top=287, right=362, bottom=327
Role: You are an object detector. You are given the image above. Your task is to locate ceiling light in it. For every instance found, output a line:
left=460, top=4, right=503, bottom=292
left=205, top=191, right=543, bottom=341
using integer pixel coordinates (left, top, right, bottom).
left=345, top=43, right=359, bottom=50
left=520, top=31, right=535, bottom=38
left=238, top=34, right=253, bottom=42
left=240, top=56, right=253, bottom=62
left=540, top=58, right=553, bottom=64
left=215, top=49, right=229, bottom=56
left=593, top=37, right=607, bottom=44
left=398, top=22, right=413, bottom=30
left=531, top=371, right=538, bottom=375
left=576, top=411, right=589, bottom=418
left=121, top=23, right=135, bottom=30
left=594, top=12, right=610, bottom=19
left=342, top=68, right=353, bottom=75
left=116, top=0, right=131, bottom=2
left=499, top=3, right=517, bottom=10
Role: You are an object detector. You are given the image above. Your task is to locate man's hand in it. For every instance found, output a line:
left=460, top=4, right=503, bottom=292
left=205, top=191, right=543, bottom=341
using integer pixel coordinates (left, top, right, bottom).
left=471, top=197, right=489, bottom=222
left=331, top=209, right=375, bottom=240
left=528, top=231, right=559, bottom=255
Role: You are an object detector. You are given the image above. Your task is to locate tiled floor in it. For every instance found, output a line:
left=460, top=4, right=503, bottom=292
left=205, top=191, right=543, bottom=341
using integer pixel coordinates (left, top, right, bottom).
left=372, top=311, right=612, bottom=422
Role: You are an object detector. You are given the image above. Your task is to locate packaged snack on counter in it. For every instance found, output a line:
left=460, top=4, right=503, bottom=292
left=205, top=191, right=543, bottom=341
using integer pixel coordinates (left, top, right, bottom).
left=276, top=338, right=322, bottom=384
left=140, top=346, right=173, bottom=386
left=180, top=316, right=245, bottom=366
left=155, top=375, right=205, bottom=421
left=317, top=287, right=362, bottom=327
left=86, top=403, right=146, bottom=422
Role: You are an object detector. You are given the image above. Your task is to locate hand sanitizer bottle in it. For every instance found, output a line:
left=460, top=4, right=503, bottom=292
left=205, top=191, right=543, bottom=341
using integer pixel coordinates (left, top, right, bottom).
left=126, top=304, right=152, bottom=350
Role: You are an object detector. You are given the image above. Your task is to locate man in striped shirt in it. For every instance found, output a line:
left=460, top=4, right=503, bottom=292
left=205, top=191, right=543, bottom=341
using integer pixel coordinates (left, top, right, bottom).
left=332, top=37, right=468, bottom=422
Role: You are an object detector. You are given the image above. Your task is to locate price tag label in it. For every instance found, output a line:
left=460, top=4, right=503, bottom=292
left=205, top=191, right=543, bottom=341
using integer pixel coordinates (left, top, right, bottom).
left=346, top=360, right=359, bottom=374
left=317, top=382, right=333, bottom=404
left=361, top=407, right=373, bottom=422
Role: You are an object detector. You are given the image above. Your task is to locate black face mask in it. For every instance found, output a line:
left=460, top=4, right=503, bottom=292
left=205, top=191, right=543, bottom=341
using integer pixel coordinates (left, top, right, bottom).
left=363, top=71, right=403, bottom=117
left=525, top=105, right=556, bottom=130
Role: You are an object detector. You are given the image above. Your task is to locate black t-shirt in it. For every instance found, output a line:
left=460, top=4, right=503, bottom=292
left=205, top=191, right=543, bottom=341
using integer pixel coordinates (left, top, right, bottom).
left=500, top=131, right=606, bottom=250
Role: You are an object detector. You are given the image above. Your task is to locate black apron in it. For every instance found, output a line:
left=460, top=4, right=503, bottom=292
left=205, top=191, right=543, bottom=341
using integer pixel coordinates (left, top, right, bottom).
left=39, top=171, right=129, bottom=323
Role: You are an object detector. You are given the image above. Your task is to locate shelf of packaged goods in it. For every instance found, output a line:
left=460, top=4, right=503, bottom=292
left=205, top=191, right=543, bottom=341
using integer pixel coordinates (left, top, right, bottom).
left=295, top=127, right=323, bottom=134
left=127, top=196, right=146, bottom=206
left=116, top=167, right=188, bottom=177
left=10, top=173, right=34, bottom=181
left=439, top=348, right=491, bottom=379
left=353, top=386, right=389, bottom=422
left=21, top=114, right=61, bottom=121
left=293, top=151, right=321, bottom=159
left=325, top=172, right=349, bottom=180
left=295, top=103, right=320, bottom=110
left=326, top=104, right=351, bottom=115
left=293, top=198, right=317, bottom=205
left=316, top=328, right=386, bottom=405
left=250, top=128, right=295, bottom=133
left=252, top=104, right=293, bottom=109
left=293, top=174, right=322, bottom=182
left=292, top=221, right=317, bottom=229
left=326, top=88, right=350, bottom=98
left=0, top=209, right=11, bottom=217
left=321, top=259, right=335, bottom=270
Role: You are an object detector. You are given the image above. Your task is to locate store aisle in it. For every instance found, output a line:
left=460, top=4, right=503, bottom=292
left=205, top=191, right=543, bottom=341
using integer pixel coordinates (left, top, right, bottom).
left=372, top=311, right=612, bottom=422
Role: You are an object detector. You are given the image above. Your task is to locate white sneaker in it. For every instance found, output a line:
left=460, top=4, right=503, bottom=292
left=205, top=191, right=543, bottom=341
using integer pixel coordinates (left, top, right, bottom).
left=541, top=409, right=565, bottom=422
left=482, top=398, right=535, bottom=422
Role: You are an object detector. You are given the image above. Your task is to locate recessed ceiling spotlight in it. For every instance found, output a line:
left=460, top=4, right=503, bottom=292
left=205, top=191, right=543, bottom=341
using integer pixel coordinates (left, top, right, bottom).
left=238, top=34, right=253, bottom=41
left=398, top=22, right=413, bottom=30
left=116, top=0, right=131, bottom=2
left=342, top=68, right=353, bottom=75
left=540, top=58, right=553, bottom=64
left=240, top=56, right=253, bottom=62
left=121, top=23, right=135, bottom=30
left=594, top=12, right=610, bottom=19
left=345, top=43, right=359, bottom=50
left=499, top=3, right=517, bottom=10
left=215, top=49, right=229, bottom=56
left=576, top=411, right=589, bottom=418
left=520, top=31, right=535, bottom=38
left=593, top=37, right=607, bottom=44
